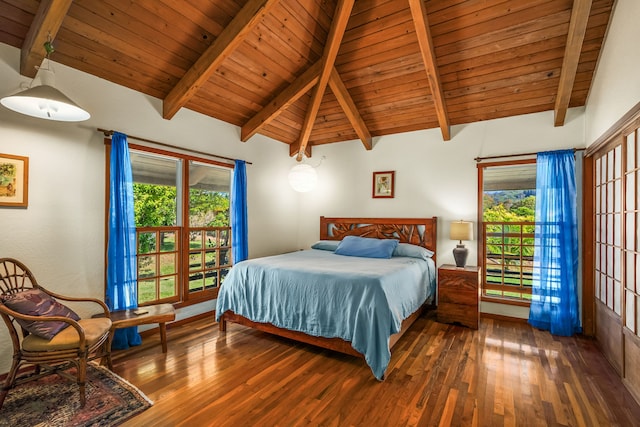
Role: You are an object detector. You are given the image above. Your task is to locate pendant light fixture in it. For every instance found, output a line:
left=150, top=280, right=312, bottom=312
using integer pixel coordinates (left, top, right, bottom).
left=1, top=39, right=90, bottom=122
left=288, top=156, right=325, bottom=193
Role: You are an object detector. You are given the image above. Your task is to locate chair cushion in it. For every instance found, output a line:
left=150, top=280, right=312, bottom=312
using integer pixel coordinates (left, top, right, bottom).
left=1, top=288, right=80, bottom=339
left=22, top=318, right=113, bottom=351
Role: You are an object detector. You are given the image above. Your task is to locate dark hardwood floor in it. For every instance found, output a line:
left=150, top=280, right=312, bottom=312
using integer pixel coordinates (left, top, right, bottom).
left=113, top=311, right=640, bottom=426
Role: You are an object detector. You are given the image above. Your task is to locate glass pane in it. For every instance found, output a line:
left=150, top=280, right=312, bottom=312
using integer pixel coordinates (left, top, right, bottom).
left=595, top=269, right=600, bottom=300
left=637, top=254, right=640, bottom=293
left=204, top=271, right=217, bottom=289
left=130, top=151, right=178, bottom=227
left=607, top=277, right=614, bottom=310
left=614, top=214, right=621, bottom=247
left=627, top=253, right=635, bottom=291
left=596, top=157, right=602, bottom=184
left=188, top=162, right=231, bottom=227
left=206, top=230, right=218, bottom=248
left=138, top=255, right=156, bottom=279
left=220, top=230, right=229, bottom=247
left=626, top=291, right=635, bottom=332
left=160, top=231, right=176, bottom=252
left=638, top=212, right=640, bottom=251
left=614, top=248, right=621, bottom=281
left=607, top=214, right=614, bottom=245
left=614, top=180, right=621, bottom=212
left=189, top=252, right=202, bottom=271
left=220, top=249, right=230, bottom=266
left=189, top=230, right=203, bottom=250
left=205, top=250, right=217, bottom=268
left=615, top=280, right=622, bottom=314
left=189, top=273, right=204, bottom=292
left=637, top=297, right=640, bottom=338
left=627, top=174, right=636, bottom=211
left=608, top=151, right=614, bottom=181
left=596, top=186, right=601, bottom=214
left=635, top=130, right=640, bottom=170
left=138, top=279, right=157, bottom=304
left=160, top=276, right=177, bottom=299
left=614, top=145, right=622, bottom=179
left=627, top=214, right=636, bottom=250
left=600, top=273, right=607, bottom=302
left=628, top=132, right=636, bottom=171
left=160, top=253, right=176, bottom=275
left=138, top=232, right=156, bottom=254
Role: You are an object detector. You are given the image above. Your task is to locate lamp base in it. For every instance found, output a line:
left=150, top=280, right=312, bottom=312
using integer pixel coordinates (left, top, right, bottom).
left=453, top=244, right=468, bottom=268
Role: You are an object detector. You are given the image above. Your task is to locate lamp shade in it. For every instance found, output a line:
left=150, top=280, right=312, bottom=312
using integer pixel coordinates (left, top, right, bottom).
left=288, top=164, right=318, bottom=192
left=450, top=221, right=473, bottom=241
left=1, top=84, right=90, bottom=122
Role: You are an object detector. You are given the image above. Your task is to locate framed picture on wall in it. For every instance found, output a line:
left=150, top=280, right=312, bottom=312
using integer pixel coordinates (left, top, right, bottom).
left=372, top=171, right=394, bottom=198
left=0, top=153, right=29, bottom=207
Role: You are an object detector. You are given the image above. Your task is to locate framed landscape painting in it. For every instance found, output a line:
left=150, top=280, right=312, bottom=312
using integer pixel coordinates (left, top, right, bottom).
left=372, top=171, right=394, bottom=198
left=0, top=153, right=28, bottom=207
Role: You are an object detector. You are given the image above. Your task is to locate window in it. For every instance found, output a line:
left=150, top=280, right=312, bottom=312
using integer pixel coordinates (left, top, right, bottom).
left=478, top=160, right=537, bottom=304
left=126, top=146, right=232, bottom=306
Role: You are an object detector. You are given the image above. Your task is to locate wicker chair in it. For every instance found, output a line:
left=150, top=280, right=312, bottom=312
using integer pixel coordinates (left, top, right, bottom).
left=0, top=258, right=113, bottom=409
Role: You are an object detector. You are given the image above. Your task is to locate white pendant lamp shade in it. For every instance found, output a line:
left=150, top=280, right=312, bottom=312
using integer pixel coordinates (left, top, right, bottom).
left=288, top=163, right=318, bottom=192
left=1, top=66, right=90, bottom=122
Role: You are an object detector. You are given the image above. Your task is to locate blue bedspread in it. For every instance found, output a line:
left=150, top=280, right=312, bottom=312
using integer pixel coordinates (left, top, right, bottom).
left=215, top=249, right=436, bottom=379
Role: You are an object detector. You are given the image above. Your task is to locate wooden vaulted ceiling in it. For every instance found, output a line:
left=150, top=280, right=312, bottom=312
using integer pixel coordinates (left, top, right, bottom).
left=0, top=0, right=614, bottom=159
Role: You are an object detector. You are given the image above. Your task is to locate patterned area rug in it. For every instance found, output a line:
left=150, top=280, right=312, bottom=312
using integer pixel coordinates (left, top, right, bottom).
left=0, top=363, right=152, bottom=426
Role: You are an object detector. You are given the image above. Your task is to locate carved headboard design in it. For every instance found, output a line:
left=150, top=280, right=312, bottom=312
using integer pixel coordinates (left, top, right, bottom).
left=319, top=216, right=438, bottom=264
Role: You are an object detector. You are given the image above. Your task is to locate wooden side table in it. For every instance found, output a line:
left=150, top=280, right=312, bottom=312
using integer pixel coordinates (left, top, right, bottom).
left=101, top=303, right=176, bottom=353
left=437, top=264, right=480, bottom=329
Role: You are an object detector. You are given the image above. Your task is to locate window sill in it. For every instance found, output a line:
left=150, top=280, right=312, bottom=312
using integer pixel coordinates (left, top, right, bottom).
left=481, top=295, right=531, bottom=307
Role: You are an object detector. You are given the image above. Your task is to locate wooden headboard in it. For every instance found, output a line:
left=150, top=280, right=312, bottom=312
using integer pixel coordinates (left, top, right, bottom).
left=319, top=216, right=438, bottom=264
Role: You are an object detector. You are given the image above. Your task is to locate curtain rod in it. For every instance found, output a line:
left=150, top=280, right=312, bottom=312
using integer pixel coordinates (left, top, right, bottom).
left=97, top=128, right=252, bottom=165
left=474, top=147, right=585, bottom=163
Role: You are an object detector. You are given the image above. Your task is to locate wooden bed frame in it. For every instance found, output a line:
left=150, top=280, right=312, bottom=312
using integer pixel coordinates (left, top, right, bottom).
left=218, top=216, right=438, bottom=361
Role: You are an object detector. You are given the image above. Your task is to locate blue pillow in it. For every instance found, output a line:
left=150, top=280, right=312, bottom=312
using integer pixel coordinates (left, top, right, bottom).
left=311, top=240, right=340, bottom=251
left=392, top=243, right=434, bottom=260
left=334, top=236, right=399, bottom=259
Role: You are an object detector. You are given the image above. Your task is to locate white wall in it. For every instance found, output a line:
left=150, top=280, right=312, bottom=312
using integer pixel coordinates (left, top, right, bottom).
left=585, top=0, right=640, bottom=145
left=0, top=42, right=300, bottom=373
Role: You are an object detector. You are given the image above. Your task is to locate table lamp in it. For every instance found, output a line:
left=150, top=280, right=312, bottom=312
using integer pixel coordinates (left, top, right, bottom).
left=450, top=220, right=473, bottom=268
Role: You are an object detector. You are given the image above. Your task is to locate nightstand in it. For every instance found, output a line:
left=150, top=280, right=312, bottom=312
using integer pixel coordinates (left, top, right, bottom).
left=437, top=264, right=480, bottom=329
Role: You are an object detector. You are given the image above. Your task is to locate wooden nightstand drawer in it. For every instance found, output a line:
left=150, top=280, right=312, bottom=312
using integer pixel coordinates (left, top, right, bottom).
left=437, top=302, right=478, bottom=329
left=437, top=264, right=480, bottom=329
left=438, top=287, right=477, bottom=306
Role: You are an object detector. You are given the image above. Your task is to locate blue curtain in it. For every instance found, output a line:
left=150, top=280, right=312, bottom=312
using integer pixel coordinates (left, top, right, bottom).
left=231, top=160, right=248, bottom=263
left=528, top=149, right=581, bottom=336
left=107, top=132, right=142, bottom=349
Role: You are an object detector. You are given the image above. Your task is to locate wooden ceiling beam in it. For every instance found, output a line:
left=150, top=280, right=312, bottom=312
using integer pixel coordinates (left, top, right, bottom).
left=241, top=60, right=322, bottom=142
left=408, top=0, right=450, bottom=141
left=329, top=68, right=372, bottom=150
left=20, top=0, right=74, bottom=78
left=554, top=0, right=593, bottom=127
left=163, top=0, right=280, bottom=120
left=290, top=0, right=355, bottom=160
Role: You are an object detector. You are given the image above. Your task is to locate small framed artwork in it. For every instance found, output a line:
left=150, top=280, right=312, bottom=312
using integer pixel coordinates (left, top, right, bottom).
left=372, top=171, right=395, bottom=198
left=0, top=153, right=29, bottom=207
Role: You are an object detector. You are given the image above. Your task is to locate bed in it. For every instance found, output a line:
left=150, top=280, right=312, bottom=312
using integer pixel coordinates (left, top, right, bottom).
left=216, top=216, right=438, bottom=380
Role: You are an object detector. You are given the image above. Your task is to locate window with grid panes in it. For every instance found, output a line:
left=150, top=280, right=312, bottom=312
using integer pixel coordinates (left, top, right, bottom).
left=478, top=160, right=537, bottom=304
left=124, top=147, right=232, bottom=306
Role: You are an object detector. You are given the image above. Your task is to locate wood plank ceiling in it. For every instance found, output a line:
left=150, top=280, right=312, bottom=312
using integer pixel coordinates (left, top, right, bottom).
left=0, top=0, right=614, bottom=159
